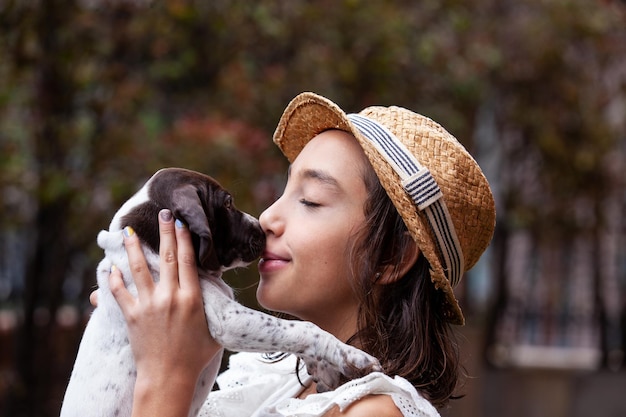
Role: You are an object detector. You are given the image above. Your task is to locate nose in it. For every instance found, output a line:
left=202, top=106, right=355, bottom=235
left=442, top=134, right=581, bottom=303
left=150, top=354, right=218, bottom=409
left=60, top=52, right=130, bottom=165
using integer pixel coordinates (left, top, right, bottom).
left=259, top=195, right=285, bottom=237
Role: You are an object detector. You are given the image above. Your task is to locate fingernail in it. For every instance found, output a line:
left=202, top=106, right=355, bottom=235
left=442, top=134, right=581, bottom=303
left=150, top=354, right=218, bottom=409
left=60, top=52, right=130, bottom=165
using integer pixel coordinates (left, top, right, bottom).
left=123, top=226, right=135, bottom=237
left=175, top=219, right=186, bottom=229
left=160, top=209, right=173, bottom=222
left=110, top=264, right=117, bottom=273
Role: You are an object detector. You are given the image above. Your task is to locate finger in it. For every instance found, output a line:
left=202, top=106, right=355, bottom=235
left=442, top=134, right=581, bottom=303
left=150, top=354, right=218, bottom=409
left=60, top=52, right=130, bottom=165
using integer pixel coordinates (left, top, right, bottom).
left=174, top=218, right=201, bottom=293
left=109, top=265, right=136, bottom=313
left=89, top=289, right=99, bottom=307
left=157, top=209, right=178, bottom=291
left=123, top=226, right=155, bottom=298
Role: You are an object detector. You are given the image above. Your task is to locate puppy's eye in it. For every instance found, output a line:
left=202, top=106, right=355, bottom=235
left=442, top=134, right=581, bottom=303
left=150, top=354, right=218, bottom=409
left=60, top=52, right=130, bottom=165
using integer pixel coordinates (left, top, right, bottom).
left=224, top=196, right=233, bottom=209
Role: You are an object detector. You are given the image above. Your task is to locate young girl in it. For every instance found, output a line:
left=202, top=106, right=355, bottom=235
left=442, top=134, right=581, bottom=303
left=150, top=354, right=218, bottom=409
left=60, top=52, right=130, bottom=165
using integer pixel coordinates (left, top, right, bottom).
left=108, top=92, right=496, bottom=416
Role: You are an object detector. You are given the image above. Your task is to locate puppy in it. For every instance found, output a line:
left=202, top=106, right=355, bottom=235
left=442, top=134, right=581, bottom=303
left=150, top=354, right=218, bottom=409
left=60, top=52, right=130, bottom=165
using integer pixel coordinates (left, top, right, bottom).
left=60, top=168, right=380, bottom=417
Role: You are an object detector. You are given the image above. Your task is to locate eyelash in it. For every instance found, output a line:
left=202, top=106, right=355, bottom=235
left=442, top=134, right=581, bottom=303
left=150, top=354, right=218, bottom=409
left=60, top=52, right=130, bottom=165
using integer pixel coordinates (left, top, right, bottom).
left=299, top=198, right=320, bottom=208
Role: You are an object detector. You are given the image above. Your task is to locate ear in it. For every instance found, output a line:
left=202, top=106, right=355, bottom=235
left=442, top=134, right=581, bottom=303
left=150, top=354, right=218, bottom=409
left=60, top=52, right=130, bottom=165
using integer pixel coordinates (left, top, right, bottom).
left=377, top=237, right=421, bottom=285
left=170, top=184, right=220, bottom=271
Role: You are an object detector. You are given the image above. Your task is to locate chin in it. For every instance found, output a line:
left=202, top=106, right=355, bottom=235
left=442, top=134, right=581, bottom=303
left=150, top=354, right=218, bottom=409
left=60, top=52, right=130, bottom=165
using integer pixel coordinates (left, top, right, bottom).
left=256, top=285, right=277, bottom=311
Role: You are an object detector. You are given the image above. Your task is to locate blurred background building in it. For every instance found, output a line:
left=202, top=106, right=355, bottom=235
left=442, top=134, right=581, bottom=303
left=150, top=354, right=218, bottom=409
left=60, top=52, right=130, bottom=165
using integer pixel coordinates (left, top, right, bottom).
left=0, top=1, right=624, bottom=416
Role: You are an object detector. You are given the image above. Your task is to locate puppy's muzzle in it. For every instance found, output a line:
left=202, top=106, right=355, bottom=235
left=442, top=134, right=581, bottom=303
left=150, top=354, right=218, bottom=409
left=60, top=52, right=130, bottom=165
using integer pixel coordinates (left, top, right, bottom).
left=243, top=220, right=266, bottom=263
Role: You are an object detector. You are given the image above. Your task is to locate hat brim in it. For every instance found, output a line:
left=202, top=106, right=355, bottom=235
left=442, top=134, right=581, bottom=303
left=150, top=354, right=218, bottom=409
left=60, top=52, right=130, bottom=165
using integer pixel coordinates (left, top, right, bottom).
left=273, top=92, right=468, bottom=325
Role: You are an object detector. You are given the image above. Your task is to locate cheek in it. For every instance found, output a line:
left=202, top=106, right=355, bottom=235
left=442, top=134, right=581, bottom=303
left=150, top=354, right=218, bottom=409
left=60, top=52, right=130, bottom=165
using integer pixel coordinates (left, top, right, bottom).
left=302, top=228, right=355, bottom=280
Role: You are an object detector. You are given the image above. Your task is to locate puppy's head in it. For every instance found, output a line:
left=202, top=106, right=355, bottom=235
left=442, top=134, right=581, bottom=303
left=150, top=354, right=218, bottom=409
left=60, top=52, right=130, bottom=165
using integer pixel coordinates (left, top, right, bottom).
left=117, top=168, right=265, bottom=272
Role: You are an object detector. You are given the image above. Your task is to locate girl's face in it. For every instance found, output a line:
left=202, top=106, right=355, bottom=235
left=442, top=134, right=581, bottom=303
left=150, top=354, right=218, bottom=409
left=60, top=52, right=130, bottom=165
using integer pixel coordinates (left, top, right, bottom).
left=257, top=130, right=370, bottom=339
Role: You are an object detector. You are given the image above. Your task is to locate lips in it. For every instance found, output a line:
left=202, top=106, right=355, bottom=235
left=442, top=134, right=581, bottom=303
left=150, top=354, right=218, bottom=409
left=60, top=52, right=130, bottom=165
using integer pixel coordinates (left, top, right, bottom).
left=258, top=250, right=290, bottom=273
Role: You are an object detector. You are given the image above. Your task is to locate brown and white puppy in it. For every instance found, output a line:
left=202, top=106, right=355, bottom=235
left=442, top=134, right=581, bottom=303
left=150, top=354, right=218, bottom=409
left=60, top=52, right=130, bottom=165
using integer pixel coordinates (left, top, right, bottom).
left=60, top=168, right=380, bottom=417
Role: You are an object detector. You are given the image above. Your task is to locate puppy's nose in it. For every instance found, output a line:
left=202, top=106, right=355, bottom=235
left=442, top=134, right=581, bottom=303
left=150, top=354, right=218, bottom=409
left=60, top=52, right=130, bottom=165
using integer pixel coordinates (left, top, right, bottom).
left=248, top=225, right=266, bottom=258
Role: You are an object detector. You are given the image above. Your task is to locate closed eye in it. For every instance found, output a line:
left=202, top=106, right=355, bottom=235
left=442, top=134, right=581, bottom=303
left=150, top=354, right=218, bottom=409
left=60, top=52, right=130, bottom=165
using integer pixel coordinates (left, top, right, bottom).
left=299, top=198, right=320, bottom=208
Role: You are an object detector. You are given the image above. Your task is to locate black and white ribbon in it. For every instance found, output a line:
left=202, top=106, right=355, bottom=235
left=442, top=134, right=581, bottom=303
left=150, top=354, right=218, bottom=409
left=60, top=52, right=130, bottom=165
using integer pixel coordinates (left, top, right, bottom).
left=348, top=113, right=464, bottom=287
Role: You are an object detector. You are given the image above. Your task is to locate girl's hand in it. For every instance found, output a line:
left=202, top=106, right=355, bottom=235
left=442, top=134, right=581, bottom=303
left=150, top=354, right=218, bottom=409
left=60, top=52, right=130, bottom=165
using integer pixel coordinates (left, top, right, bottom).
left=109, top=209, right=222, bottom=416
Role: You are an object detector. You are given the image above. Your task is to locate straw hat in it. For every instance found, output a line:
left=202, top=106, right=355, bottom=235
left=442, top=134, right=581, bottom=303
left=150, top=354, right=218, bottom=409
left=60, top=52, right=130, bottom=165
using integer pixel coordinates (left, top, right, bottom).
left=273, top=92, right=496, bottom=325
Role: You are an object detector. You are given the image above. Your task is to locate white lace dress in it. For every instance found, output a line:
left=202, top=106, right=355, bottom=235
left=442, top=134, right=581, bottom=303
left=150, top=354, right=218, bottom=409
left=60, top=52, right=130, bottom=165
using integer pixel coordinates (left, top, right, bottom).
left=199, top=352, right=440, bottom=417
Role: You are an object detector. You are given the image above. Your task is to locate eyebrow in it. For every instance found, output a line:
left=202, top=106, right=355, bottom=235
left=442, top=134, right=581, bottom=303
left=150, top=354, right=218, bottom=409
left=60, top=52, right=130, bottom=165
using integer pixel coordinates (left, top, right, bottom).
left=288, top=166, right=342, bottom=190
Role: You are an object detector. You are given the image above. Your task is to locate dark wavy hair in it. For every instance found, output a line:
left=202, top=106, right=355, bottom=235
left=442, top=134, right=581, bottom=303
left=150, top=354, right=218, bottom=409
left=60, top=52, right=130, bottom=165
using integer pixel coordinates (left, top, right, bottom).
left=347, top=164, right=463, bottom=409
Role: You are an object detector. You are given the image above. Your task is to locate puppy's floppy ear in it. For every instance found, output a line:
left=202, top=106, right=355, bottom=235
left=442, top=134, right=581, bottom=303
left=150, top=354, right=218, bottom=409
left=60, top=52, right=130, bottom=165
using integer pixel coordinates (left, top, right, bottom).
left=170, top=184, right=220, bottom=271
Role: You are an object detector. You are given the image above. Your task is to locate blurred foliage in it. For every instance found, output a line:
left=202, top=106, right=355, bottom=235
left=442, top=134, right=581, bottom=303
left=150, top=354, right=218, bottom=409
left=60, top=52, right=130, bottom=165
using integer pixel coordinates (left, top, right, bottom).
left=0, top=0, right=624, bottom=416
